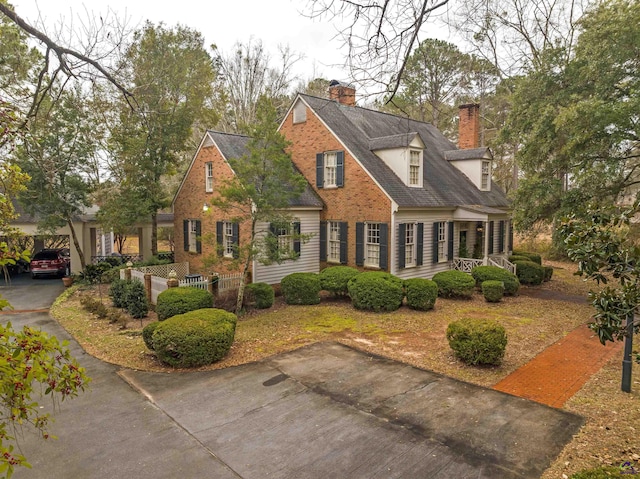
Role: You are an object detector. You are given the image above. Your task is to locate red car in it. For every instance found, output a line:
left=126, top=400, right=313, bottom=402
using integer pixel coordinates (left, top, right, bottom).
left=30, top=249, right=71, bottom=279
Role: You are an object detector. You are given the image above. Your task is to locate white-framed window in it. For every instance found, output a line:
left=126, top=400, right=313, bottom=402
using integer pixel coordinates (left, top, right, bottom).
left=324, top=152, right=337, bottom=188
left=481, top=160, right=491, bottom=190
left=365, top=222, right=381, bottom=267
left=405, top=223, right=416, bottom=267
left=205, top=162, right=213, bottom=192
left=189, top=220, right=198, bottom=253
left=437, top=222, right=446, bottom=262
left=223, top=222, right=234, bottom=258
left=409, top=150, right=421, bottom=186
left=328, top=221, right=341, bottom=263
left=275, top=225, right=293, bottom=253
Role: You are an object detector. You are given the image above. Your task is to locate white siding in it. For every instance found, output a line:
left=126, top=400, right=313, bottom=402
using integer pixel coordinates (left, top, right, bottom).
left=253, top=210, right=320, bottom=285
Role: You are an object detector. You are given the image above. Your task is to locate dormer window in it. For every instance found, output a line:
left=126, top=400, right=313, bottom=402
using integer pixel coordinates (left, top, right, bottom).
left=409, top=150, right=422, bottom=186
left=481, top=160, right=491, bottom=190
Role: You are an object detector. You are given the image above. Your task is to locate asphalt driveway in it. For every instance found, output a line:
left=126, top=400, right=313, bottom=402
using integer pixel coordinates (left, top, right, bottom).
left=3, top=277, right=584, bottom=478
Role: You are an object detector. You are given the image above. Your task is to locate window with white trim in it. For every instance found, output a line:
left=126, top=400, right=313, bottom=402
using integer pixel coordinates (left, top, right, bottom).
left=189, top=220, right=198, bottom=253
left=409, top=150, right=421, bottom=186
left=223, top=222, right=234, bottom=258
left=365, top=223, right=381, bottom=267
left=324, top=152, right=337, bottom=188
left=405, top=223, right=416, bottom=267
left=437, top=222, right=446, bottom=262
left=275, top=225, right=293, bottom=253
left=205, top=162, right=214, bottom=192
left=328, top=221, right=340, bottom=263
left=481, top=160, right=490, bottom=190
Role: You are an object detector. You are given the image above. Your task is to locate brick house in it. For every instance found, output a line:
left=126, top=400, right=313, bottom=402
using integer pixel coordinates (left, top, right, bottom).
left=173, top=82, right=512, bottom=283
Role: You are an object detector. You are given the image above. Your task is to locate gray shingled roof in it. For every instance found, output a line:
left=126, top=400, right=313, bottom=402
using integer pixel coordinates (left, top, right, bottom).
left=207, top=130, right=323, bottom=209
left=444, top=147, right=491, bottom=161
left=369, top=132, right=421, bottom=151
left=299, top=94, right=510, bottom=210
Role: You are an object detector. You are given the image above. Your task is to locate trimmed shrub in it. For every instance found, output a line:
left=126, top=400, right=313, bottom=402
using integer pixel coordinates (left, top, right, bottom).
left=109, top=278, right=129, bottom=308
left=142, top=321, right=161, bottom=351
left=124, top=279, right=149, bottom=319
left=543, top=266, right=554, bottom=282
left=508, top=255, right=531, bottom=263
left=512, top=250, right=542, bottom=265
left=404, top=278, right=438, bottom=311
left=244, top=282, right=274, bottom=309
left=280, top=272, right=321, bottom=305
left=513, top=260, right=545, bottom=285
left=347, top=271, right=404, bottom=312
left=319, top=266, right=360, bottom=297
left=156, top=287, right=214, bottom=320
left=81, top=262, right=113, bottom=283
left=470, top=266, right=520, bottom=296
left=151, top=308, right=237, bottom=367
left=482, top=280, right=504, bottom=303
left=446, top=318, right=507, bottom=365
left=432, top=270, right=475, bottom=298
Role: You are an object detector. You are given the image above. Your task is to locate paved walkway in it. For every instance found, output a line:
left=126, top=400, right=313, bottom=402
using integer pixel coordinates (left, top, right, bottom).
left=493, top=323, right=623, bottom=408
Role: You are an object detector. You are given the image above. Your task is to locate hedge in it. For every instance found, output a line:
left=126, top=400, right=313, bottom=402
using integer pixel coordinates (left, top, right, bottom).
left=482, top=280, right=504, bottom=303
left=244, top=282, right=274, bottom=309
left=471, top=265, right=520, bottom=296
left=513, top=260, right=545, bottom=285
left=319, top=266, right=360, bottom=297
left=446, top=318, right=507, bottom=365
left=156, top=287, right=214, bottom=320
left=280, top=272, right=321, bottom=305
left=508, top=255, right=531, bottom=264
left=404, top=278, right=438, bottom=311
left=543, top=266, right=554, bottom=282
left=512, top=250, right=542, bottom=265
left=151, top=308, right=237, bottom=367
left=347, top=271, right=404, bottom=312
left=142, top=321, right=161, bottom=351
left=432, top=270, right=475, bottom=298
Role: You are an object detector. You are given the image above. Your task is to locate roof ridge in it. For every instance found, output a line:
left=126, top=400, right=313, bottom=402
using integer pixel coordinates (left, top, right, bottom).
left=206, top=129, right=250, bottom=139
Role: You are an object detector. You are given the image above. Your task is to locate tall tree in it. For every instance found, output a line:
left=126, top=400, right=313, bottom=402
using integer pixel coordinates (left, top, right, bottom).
left=210, top=96, right=307, bottom=312
left=109, top=22, right=218, bottom=256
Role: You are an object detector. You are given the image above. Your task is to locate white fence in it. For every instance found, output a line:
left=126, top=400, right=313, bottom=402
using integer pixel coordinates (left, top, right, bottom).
left=489, top=255, right=517, bottom=275
left=453, top=257, right=483, bottom=273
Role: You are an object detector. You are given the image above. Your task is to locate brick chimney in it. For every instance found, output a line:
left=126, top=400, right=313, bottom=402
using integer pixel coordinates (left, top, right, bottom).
left=458, top=103, right=480, bottom=149
left=329, top=80, right=356, bottom=107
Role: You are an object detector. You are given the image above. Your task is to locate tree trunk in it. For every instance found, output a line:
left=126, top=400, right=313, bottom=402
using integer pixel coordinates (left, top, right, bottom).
left=235, top=255, right=252, bottom=313
left=151, top=211, right=158, bottom=257
left=67, top=218, right=86, bottom=271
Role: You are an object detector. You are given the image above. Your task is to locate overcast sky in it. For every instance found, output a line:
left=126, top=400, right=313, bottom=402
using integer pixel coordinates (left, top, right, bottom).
left=12, top=0, right=355, bottom=83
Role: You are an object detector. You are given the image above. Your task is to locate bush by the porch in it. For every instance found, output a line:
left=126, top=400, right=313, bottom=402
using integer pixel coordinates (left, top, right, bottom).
left=151, top=308, right=237, bottom=367
left=471, top=266, right=520, bottom=295
left=482, top=280, right=505, bottom=303
left=319, top=266, right=360, bottom=297
left=543, top=266, right=554, bottom=282
left=156, top=287, right=214, bottom=320
left=347, top=271, right=404, bottom=312
left=280, top=272, right=321, bottom=305
left=446, top=318, right=507, bottom=365
left=513, top=260, right=545, bottom=285
left=244, top=282, right=274, bottom=309
left=512, top=250, right=542, bottom=265
left=432, top=270, right=475, bottom=298
left=404, top=278, right=438, bottom=311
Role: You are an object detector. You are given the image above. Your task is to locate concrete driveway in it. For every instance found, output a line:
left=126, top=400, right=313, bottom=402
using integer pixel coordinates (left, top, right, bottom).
left=2, top=278, right=583, bottom=478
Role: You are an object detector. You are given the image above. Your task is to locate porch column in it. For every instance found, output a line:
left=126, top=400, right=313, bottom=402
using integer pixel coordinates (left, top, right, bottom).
left=483, top=221, right=490, bottom=265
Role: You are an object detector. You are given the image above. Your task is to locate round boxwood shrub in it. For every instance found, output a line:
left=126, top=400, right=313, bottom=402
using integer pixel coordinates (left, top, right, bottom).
left=347, top=271, right=404, bottom=312
left=280, top=272, right=321, bottom=305
left=319, top=266, right=360, bottom=297
left=156, top=287, right=214, bottom=320
left=244, top=282, right=274, bottom=309
left=508, top=255, right=531, bottom=264
left=482, top=280, right=504, bottom=303
left=513, top=260, right=545, bottom=285
left=432, top=270, right=475, bottom=298
left=151, top=308, right=237, bottom=367
left=404, top=278, right=438, bottom=311
left=470, top=265, right=520, bottom=296
left=446, top=318, right=507, bottom=365
left=142, top=321, right=161, bottom=351
left=543, top=265, right=554, bottom=282
left=124, top=279, right=149, bottom=319
left=512, top=250, right=542, bottom=265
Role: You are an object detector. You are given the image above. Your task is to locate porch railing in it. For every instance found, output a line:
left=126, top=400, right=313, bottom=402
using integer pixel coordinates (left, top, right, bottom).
left=489, top=255, right=517, bottom=275
left=453, top=257, right=483, bottom=273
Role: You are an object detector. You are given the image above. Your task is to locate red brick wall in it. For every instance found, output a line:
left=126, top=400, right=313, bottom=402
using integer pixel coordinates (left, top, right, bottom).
left=173, top=142, right=251, bottom=275
left=280, top=101, right=392, bottom=270
left=458, top=103, right=480, bottom=149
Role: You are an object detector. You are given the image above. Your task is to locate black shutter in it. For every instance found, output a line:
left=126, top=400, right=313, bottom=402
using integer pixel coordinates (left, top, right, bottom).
left=195, top=220, right=202, bottom=254
left=355, top=222, right=364, bottom=266
left=379, top=223, right=388, bottom=270
left=447, top=221, right=454, bottom=260
left=339, top=222, right=348, bottom=264
left=398, top=223, right=406, bottom=269
left=319, top=221, right=327, bottom=261
left=336, top=151, right=344, bottom=187
left=293, top=222, right=301, bottom=256
left=498, top=220, right=505, bottom=253
left=232, top=223, right=240, bottom=259
left=268, top=223, right=277, bottom=259
left=216, top=221, right=223, bottom=257
left=417, top=222, right=424, bottom=266
left=488, top=221, right=494, bottom=255
left=509, top=221, right=514, bottom=252
left=316, top=153, right=324, bottom=188
left=432, top=222, right=440, bottom=264
left=183, top=220, right=189, bottom=252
